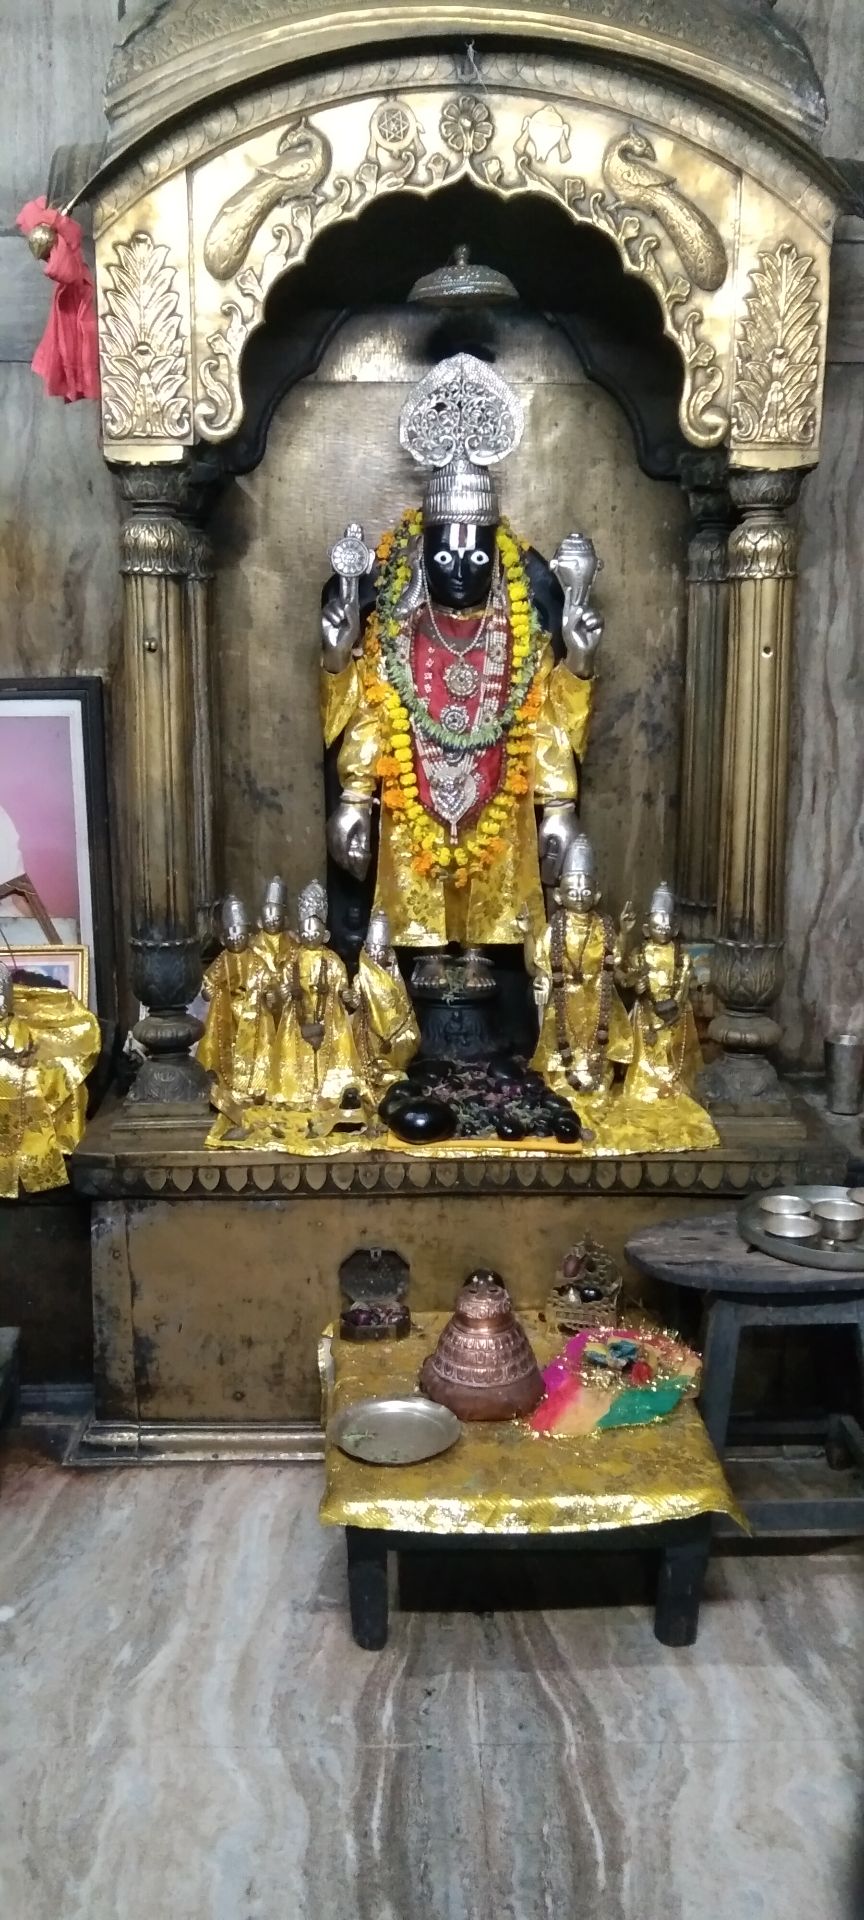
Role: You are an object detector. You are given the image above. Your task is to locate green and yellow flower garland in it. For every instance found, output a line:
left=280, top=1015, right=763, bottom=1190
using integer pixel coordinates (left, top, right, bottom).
left=364, top=510, right=545, bottom=888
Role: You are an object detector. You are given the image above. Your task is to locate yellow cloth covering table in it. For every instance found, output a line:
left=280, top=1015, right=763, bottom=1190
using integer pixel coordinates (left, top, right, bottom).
left=320, top=1314, right=744, bottom=1649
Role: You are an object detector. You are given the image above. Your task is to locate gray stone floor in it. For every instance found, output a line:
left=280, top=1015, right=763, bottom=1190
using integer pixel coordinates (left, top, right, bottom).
left=1, top=1450, right=863, bottom=1920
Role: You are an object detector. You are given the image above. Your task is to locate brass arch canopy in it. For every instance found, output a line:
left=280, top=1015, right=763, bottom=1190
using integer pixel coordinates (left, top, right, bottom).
left=106, top=0, right=826, bottom=163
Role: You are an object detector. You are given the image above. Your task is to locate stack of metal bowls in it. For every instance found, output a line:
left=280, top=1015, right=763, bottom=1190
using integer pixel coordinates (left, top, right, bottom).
left=759, top=1191, right=864, bottom=1248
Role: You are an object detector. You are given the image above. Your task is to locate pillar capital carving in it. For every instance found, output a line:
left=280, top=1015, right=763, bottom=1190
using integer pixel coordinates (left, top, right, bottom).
left=727, top=516, right=796, bottom=581
left=120, top=514, right=213, bottom=579
left=729, top=469, right=805, bottom=514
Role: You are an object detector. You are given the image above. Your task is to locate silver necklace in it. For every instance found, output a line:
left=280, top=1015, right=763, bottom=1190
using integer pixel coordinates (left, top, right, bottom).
left=421, top=559, right=499, bottom=708
left=421, top=559, right=497, bottom=654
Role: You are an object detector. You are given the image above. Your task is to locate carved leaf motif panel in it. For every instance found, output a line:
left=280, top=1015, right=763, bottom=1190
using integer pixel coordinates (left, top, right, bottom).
left=101, top=232, right=192, bottom=443
left=733, top=241, right=821, bottom=448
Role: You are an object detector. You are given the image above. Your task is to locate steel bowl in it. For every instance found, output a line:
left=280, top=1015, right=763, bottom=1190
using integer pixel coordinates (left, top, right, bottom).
left=812, top=1200, right=864, bottom=1244
left=759, top=1193, right=810, bottom=1218
left=762, top=1215, right=821, bottom=1243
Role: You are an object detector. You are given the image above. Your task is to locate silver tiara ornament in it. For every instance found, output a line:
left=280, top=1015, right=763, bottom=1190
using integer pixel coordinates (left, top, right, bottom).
left=298, top=879, right=328, bottom=924
left=562, top=834, right=597, bottom=885
left=221, top=892, right=249, bottom=940
left=399, top=353, right=524, bottom=523
left=365, top=908, right=392, bottom=956
left=649, top=881, right=676, bottom=925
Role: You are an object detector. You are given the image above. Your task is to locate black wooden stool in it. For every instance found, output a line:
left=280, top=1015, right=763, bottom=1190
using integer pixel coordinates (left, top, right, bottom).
left=626, top=1215, right=864, bottom=1536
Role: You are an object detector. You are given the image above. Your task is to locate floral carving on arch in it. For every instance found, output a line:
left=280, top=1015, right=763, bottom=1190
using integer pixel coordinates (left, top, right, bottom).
left=188, top=89, right=731, bottom=448
left=94, top=61, right=835, bottom=465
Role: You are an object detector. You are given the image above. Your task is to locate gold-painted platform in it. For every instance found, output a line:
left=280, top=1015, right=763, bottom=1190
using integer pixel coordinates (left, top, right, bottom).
left=72, top=1094, right=842, bottom=1203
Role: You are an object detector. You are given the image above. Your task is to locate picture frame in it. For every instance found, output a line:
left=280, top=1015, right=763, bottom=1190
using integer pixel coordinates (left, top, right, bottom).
left=0, top=678, right=116, bottom=1020
left=6, top=943, right=90, bottom=1005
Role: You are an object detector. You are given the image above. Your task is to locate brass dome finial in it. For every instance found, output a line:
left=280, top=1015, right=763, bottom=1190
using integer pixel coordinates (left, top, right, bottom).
left=408, top=245, right=518, bottom=309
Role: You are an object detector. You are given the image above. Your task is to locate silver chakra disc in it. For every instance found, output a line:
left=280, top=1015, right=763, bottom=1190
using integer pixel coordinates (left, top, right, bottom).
left=442, top=703, right=470, bottom=734
left=444, top=660, right=479, bottom=698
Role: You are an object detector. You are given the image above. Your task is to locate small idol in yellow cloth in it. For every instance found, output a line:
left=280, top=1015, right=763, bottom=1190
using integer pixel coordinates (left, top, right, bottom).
left=0, top=961, right=100, bottom=1197
left=620, top=881, right=719, bottom=1150
left=229, top=876, right=296, bottom=1105
left=522, top=834, right=632, bottom=1113
left=351, top=909, right=419, bottom=1095
left=198, top=893, right=252, bottom=1094
left=268, top=879, right=366, bottom=1113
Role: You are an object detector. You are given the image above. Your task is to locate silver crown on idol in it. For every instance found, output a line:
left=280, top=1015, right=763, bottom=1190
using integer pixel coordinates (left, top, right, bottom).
left=298, top=879, right=328, bottom=939
left=365, top=908, right=392, bottom=960
left=647, top=880, right=677, bottom=932
left=221, top=892, right=249, bottom=949
left=261, top=874, right=288, bottom=932
left=558, top=833, right=600, bottom=906
left=0, top=960, right=12, bottom=1012
left=399, top=352, right=524, bottom=524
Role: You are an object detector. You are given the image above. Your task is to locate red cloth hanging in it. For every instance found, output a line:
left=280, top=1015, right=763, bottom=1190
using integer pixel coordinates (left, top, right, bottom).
left=16, top=197, right=100, bottom=404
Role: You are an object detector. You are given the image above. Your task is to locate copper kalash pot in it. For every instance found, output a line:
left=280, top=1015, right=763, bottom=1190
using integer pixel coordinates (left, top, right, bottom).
left=420, top=1270, right=543, bottom=1421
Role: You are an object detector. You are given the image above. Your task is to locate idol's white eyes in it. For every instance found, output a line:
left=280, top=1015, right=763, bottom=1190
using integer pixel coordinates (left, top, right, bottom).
left=432, top=547, right=489, bottom=569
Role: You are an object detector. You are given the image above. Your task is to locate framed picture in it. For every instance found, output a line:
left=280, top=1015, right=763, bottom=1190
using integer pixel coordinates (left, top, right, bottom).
left=8, top=943, right=89, bottom=1004
left=0, top=679, right=116, bottom=1018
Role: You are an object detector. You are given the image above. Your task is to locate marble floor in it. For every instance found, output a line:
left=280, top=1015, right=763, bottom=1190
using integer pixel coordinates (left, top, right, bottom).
left=1, top=1452, right=863, bottom=1920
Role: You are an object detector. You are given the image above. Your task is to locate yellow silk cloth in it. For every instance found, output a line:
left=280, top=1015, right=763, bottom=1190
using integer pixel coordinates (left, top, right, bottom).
left=198, top=948, right=252, bottom=1089
left=622, top=941, right=719, bottom=1152
left=355, top=952, right=420, bottom=1091
left=0, top=986, right=100, bottom=1198
left=269, top=946, right=363, bottom=1107
left=319, top=1313, right=746, bottom=1536
left=531, top=912, right=632, bottom=1096
left=331, top=643, right=594, bottom=946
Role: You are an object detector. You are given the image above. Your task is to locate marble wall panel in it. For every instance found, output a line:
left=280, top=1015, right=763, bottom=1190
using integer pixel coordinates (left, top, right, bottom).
left=781, top=363, right=864, bottom=1064
left=0, top=0, right=115, bottom=229
left=0, top=366, right=121, bottom=679
left=781, top=0, right=864, bottom=160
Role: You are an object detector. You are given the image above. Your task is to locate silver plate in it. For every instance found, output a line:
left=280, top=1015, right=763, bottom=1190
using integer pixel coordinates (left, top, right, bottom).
left=328, top=1396, right=461, bottom=1466
left=738, top=1186, right=864, bottom=1274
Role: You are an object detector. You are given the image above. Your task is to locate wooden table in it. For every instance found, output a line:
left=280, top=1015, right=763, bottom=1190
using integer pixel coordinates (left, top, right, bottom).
left=320, top=1314, right=744, bottom=1650
left=626, top=1214, right=864, bottom=1536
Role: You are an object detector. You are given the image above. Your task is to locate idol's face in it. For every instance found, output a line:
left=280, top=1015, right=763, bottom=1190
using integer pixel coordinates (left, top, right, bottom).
left=262, top=904, right=285, bottom=934
left=300, top=912, right=327, bottom=947
left=424, top=522, right=496, bottom=610
left=646, top=912, right=674, bottom=943
left=560, top=880, right=598, bottom=914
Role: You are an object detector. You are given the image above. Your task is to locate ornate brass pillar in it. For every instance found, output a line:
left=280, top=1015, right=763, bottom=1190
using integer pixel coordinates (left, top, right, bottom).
left=676, top=454, right=732, bottom=941
left=704, top=469, right=804, bottom=1105
left=117, top=466, right=219, bottom=1107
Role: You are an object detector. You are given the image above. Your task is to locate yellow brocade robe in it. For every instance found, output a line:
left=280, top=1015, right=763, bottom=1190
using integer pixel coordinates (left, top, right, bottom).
left=530, top=913, right=632, bottom=1101
left=268, top=946, right=365, bottom=1109
left=228, top=930, right=297, bottom=1104
left=198, top=949, right=251, bottom=1091
left=324, top=641, right=594, bottom=947
left=624, top=941, right=719, bottom=1151
left=354, top=951, right=420, bottom=1091
left=0, top=988, right=100, bottom=1197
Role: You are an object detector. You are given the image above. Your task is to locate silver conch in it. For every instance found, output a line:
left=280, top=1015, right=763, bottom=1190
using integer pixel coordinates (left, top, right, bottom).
left=399, top=353, right=524, bottom=522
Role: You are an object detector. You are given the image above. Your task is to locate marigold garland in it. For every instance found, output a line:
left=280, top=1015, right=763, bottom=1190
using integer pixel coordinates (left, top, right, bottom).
left=365, top=510, right=546, bottom=887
